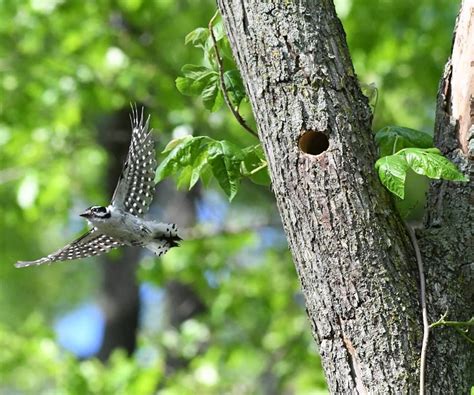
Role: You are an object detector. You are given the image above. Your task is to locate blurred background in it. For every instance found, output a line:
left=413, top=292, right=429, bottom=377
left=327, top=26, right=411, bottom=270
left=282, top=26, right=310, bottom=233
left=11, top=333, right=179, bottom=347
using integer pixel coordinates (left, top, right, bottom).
left=0, top=0, right=459, bottom=393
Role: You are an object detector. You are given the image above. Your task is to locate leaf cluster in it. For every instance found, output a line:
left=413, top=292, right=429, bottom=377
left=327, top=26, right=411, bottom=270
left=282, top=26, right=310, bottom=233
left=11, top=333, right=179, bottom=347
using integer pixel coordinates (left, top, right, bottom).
left=374, top=126, right=467, bottom=199
left=156, top=18, right=268, bottom=201
left=155, top=136, right=269, bottom=201
left=176, top=22, right=246, bottom=112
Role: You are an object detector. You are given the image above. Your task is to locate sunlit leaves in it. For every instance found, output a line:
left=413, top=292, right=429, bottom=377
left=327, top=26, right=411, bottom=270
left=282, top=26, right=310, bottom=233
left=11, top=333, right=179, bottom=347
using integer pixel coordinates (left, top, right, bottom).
left=375, top=147, right=467, bottom=199
left=175, top=21, right=247, bottom=111
left=201, top=76, right=224, bottom=111
left=176, top=65, right=223, bottom=111
left=156, top=136, right=269, bottom=200
left=176, top=66, right=216, bottom=96
left=403, top=147, right=467, bottom=180
left=223, top=69, right=246, bottom=107
left=241, top=145, right=270, bottom=186
left=184, top=27, right=209, bottom=49
left=374, top=126, right=467, bottom=200
left=167, top=17, right=262, bottom=202
left=375, top=155, right=409, bottom=199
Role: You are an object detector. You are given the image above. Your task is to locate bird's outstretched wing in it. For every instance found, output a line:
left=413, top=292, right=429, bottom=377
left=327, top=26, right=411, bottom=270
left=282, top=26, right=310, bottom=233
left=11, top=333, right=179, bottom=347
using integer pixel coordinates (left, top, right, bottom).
left=111, top=105, right=157, bottom=217
left=15, top=228, right=123, bottom=268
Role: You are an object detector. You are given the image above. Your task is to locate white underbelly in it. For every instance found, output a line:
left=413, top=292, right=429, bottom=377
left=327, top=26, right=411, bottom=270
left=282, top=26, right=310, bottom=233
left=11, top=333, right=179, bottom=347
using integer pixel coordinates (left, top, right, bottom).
left=94, top=213, right=151, bottom=245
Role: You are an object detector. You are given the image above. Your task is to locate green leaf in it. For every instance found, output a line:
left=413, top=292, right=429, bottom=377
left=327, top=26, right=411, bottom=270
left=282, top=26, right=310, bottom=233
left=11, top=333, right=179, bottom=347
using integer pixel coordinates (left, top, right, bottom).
left=204, top=20, right=225, bottom=52
left=219, top=36, right=235, bottom=63
left=175, top=77, right=195, bottom=96
left=375, top=155, right=409, bottom=199
left=247, top=166, right=270, bottom=186
left=189, top=151, right=210, bottom=189
left=162, top=136, right=192, bottom=153
left=224, top=70, right=246, bottom=107
left=156, top=136, right=248, bottom=200
left=207, top=140, right=243, bottom=200
left=375, top=126, right=433, bottom=156
left=201, top=77, right=224, bottom=112
left=199, top=164, right=213, bottom=187
left=176, top=65, right=217, bottom=97
left=375, top=147, right=468, bottom=199
left=241, top=145, right=270, bottom=186
left=400, top=148, right=468, bottom=181
left=184, top=27, right=209, bottom=48
left=181, top=64, right=214, bottom=80
left=155, top=136, right=208, bottom=183
left=211, top=20, right=225, bottom=42
left=176, top=166, right=194, bottom=190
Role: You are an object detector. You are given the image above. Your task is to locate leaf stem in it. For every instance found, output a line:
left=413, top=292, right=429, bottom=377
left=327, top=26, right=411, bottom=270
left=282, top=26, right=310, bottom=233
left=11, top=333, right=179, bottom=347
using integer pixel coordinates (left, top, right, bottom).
left=429, top=313, right=474, bottom=344
left=244, top=162, right=268, bottom=176
left=208, top=11, right=258, bottom=139
left=430, top=315, right=474, bottom=329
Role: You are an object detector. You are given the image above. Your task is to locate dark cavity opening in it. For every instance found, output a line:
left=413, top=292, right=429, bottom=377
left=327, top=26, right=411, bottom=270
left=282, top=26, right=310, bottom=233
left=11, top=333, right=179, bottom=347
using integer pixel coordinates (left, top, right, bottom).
left=298, top=131, right=329, bottom=155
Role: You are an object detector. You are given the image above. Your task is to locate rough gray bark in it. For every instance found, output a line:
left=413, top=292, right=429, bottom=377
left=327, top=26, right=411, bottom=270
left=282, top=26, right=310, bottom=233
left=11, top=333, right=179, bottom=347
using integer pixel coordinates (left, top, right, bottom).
left=218, top=0, right=472, bottom=393
left=419, top=0, right=473, bottom=390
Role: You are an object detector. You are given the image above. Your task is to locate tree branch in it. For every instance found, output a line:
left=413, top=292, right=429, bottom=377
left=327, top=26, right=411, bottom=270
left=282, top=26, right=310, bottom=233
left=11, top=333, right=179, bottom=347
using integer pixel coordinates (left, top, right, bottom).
left=208, top=11, right=258, bottom=139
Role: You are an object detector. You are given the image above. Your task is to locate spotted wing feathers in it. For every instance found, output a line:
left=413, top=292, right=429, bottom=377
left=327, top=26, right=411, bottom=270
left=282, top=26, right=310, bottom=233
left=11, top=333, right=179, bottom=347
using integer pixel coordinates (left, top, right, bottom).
left=15, top=228, right=123, bottom=268
left=111, top=105, right=157, bottom=217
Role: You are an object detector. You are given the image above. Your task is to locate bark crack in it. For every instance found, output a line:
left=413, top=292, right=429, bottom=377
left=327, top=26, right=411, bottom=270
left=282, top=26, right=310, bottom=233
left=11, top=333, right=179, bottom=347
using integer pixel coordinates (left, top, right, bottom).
left=341, top=329, right=368, bottom=395
left=239, top=0, right=249, bottom=35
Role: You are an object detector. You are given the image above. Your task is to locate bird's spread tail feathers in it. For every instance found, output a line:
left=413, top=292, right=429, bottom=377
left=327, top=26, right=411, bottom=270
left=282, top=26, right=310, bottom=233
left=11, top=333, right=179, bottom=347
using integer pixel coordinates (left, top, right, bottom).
left=145, top=223, right=181, bottom=257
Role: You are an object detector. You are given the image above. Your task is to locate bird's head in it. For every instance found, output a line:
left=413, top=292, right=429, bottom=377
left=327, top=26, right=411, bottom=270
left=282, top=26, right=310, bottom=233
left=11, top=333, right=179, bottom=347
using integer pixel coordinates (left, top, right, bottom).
left=80, top=206, right=111, bottom=223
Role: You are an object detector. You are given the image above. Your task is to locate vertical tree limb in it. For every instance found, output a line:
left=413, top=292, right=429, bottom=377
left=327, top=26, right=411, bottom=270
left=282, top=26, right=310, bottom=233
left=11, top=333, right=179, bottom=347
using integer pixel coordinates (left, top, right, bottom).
left=217, top=1, right=423, bottom=392
left=419, top=0, right=474, bottom=390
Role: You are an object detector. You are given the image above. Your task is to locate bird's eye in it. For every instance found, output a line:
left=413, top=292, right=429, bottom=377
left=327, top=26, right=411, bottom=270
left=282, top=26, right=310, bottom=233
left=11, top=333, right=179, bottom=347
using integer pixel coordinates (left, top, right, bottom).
left=93, top=206, right=107, bottom=213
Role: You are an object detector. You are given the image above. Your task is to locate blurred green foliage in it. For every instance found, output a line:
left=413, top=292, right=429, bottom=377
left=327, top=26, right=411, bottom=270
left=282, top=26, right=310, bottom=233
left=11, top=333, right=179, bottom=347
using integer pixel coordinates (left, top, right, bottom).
left=0, top=315, right=162, bottom=394
left=0, top=0, right=459, bottom=393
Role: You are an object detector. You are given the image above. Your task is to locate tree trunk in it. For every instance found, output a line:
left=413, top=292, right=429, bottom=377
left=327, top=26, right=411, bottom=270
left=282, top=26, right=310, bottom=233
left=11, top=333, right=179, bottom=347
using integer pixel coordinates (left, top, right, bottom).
left=419, top=0, right=473, bottom=390
left=218, top=0, right=472, bottom=393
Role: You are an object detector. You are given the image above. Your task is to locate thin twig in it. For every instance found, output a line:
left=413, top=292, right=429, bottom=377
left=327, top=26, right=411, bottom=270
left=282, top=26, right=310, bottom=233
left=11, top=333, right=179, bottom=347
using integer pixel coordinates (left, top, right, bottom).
left=208, top=11, right=258, bottom=139
left=429, top=313, right=474, bottom=343
left=406, top=224, right=429, bottom=395
left=430, top=315, right=474, bottom=328
left=429, top=310, right=449, bottom=328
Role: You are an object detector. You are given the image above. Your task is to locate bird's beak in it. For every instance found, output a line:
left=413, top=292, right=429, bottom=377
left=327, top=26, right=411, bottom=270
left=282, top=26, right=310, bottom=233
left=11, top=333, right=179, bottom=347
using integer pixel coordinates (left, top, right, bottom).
left=80, top=209, right=91, bottom=218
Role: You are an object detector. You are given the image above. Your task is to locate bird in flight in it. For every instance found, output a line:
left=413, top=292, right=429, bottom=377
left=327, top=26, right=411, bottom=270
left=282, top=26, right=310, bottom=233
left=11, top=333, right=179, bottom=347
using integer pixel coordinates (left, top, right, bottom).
left=16, top=105, right=181, bottom=268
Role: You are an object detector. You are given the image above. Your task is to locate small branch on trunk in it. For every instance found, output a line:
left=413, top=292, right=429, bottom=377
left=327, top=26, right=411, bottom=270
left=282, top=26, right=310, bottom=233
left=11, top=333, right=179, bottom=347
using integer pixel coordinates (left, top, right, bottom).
left=430, top=313, right=474, bottom=344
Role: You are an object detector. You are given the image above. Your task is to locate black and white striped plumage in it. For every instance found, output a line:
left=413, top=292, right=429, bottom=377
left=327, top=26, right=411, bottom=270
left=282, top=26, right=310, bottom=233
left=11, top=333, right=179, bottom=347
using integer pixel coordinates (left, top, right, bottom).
left=16, top=106, right=181, bottom=268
